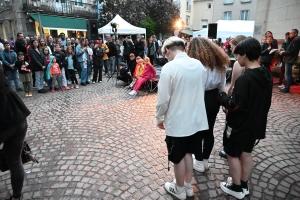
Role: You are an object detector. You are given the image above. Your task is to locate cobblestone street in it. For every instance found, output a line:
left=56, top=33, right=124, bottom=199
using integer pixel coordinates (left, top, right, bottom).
left=0, top=76, right=300, bottom=200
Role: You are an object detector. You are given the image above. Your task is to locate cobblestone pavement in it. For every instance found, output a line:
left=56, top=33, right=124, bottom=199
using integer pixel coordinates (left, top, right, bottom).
left=0, top=75, right=300, bottom=200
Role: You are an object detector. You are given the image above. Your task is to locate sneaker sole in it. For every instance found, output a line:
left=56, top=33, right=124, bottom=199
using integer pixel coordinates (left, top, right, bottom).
left=220, top=183, right=245, bottom=199
left=243, top=188, right=250, bottom=196
left=193, top=165, right=205, bottom=172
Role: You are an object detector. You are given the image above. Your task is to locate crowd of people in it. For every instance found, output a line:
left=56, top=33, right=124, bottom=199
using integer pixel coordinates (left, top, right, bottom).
left=0, top=33, right=163, bottom=97
left=0, top=28, right=299, bottom=200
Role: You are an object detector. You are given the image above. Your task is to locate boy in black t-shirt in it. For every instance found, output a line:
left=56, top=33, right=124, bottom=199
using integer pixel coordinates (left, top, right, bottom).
left=219, top=38, right=273, bottom=199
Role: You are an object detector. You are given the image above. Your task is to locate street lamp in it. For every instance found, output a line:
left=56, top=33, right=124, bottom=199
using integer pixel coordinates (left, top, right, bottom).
left=33, top=0, right=43, bottom=39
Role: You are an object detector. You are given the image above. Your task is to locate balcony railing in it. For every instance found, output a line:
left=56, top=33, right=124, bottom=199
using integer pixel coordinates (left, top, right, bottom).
left=22, top=0, right=97, bottom=18
left=223, top=0, right=234, bottom=4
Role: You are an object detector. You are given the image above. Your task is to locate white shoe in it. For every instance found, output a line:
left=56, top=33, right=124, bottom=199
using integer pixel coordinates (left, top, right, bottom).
left=164, top=182, right=187, bottom=200
left=243, top=187, right=250, bottom=196
left=220, top=177, right=245, bottom=200
left=203, top=159, right=210, bottom=169
left=192, top=155, right=205, bottom=172
left=173, top=179, right=194, bottom=197
left=92, top=81, right=96, bottom=84
left=129, top=90, right=137, bottom=96
left=278, top=84, right=285, bottom=89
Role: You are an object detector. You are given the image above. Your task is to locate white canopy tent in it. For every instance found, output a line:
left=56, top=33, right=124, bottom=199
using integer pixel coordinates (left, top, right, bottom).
left=193, top=20, right=255, bottom=41
left=98, top=14, right=146, bottom=36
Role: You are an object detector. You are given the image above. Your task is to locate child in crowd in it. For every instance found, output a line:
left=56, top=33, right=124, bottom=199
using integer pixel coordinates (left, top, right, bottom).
left=66, top=47, right=79, bottom=88
left=129, top=57, right=144, bottom=88
left=129, top=57, right=156, bottom=96
left=117, top=62, right=133, bottom=86
left=48, top=56, right=63, bottom=92
left=53, top=44, right=70, bottom=90
left=15, top=52, right=32, bottom=97
left=43, top=47, right=52, bottom=90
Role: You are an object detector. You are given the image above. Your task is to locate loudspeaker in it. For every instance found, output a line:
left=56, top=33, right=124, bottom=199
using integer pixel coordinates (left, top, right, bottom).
left=208, top=23, right=218, bottom=39
left=86, top=19, right=99, bottom=40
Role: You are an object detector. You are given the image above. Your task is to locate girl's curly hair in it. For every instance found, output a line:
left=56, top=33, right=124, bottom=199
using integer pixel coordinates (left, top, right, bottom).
left=187, top=37, right=230, bottom=72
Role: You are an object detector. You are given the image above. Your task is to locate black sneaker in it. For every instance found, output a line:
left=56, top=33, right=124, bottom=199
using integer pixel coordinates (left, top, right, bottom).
left=16, top=88, right=23, bottom=91
left=38, top=89, right=47, bottom=93
left=279, top=88, right=289, bottom=94
left=86, top=81, right=90, bottom=84
left=219, top=150, right=227, bottom=159
left=81, top=83, right=87, bottom=86
left=220, top=177, right=245, bottom=199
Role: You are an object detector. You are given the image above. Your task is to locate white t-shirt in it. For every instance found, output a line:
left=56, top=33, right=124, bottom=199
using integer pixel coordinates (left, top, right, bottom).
left=205, top=67, right=227, bottom=92
left=156, top=52, right=209, bottom=137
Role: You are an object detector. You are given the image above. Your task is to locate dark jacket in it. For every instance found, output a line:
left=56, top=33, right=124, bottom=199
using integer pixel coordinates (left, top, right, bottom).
left=260, top=43, right=275, bottom=63
left=106, top=42, right=117, bottom=57
left=15, top=39, right=27, bottom=54
left=0, top=68, right=30, bottom=132
left=120, top=67, right=129, bottom=76
left=283, top=37, right=300, bottom=64
left=219, top=67, right=273, bottom=141
left=0, top=49, right=17, bottom=71
left=128, top=59, right=137, bottom=75
left=53, top=50, right=66, bottom=69
left=123, top=40, right=134, bottom=56
left=93, top=47, right=104, bottom=66
left=15, top=60, right=31, bottom=74
left=134, top=40, right=144, bottom=57
left=271, top=39, right=278, bottom=49
left=28, top=48, right=46, bottom=71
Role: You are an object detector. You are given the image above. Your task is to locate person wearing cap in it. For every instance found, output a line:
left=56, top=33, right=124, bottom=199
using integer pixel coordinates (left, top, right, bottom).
left=15, top=52, right=32, bottom=97
left=93, top=39, right=109, bottom=83
left=117, top=62, right=132, bottom=86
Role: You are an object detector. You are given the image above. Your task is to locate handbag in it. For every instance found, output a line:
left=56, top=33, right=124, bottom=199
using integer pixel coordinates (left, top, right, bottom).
left=0, top=141, right=38, bottom=172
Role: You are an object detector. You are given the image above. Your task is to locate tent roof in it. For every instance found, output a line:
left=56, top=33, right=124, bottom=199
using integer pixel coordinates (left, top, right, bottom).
left=98, top=14, right=146, bottom=35
left=193, top=20, right=255, bottom=41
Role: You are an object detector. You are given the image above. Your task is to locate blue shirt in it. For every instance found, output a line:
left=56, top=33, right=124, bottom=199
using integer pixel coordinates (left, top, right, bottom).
left=68, top=55, right=74, bottom=69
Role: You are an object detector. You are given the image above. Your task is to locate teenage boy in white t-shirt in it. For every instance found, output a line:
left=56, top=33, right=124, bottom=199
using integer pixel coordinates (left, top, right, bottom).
left=156, top=37, right=208, bottom=200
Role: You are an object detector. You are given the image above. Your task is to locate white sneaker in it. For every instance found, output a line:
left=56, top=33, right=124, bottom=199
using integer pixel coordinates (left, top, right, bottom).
left=192, top=155, right=205, bottom=172
left=203, top=159, right=210, bottom=169
left=92, top=81, right=96, bottom=84
left=173, top=179, right=194, bottom=197
left=220, top=177, right=245, bottom=200
left=129, top=90, right=137, bottom=96
left=243, top=187, right=250, bottom=196
left=278, top=84, right=285, bottom=89
left=164, top=182, right=187, bottom=200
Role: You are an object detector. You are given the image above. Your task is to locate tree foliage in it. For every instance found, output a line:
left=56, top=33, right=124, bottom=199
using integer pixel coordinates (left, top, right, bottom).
left=139, top=17, right=156, bottom=39
left=101, top=0, right=180, bottom=34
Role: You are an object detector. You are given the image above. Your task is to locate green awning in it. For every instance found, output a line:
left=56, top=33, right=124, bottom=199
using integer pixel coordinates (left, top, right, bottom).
left=30, top=14, right=87, bottom=31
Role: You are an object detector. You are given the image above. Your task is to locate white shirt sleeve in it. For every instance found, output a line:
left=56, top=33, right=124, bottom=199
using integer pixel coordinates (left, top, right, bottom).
left=156, top=70, right=172, bottom=125
left=87, top=48, right=93, bottom=56
left=47, top=46, right=52, bottom=55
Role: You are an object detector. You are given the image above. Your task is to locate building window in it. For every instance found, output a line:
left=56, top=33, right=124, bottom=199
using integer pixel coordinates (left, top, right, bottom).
left=186, top=15, right=190, bottom=26
left=223, top=11, right=232, bottom=20
left=74, top=0, right=83, bottom=7
left=240, top=10, right=249, bottom=20
left=202, top=20, right=208, bottom=29
left=224, top=0, right=234, bottom=4
left=186, top=0, right=191, bottom=11
left=207, top=3, right=211, bottom=9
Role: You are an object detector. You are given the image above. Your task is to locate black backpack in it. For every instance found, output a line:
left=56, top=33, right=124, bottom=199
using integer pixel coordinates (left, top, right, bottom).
left=95, top=48, right=104, bottom=58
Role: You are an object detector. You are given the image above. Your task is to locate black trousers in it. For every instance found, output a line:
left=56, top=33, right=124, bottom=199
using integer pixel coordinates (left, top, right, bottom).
left=68, top=69, right=78, bottom=84
left=279, top=62, right=286, bottom=84
left=196, top=88, right=220, bottom=161
left=32, top=70, right=35, bottom=86
left=149, top=55, right=155, bottom=65
left=117, top=73, right=133, bottom=83
left=93, top=64, right=102, bottom=82
left=0, top=120, right=27, bottom=198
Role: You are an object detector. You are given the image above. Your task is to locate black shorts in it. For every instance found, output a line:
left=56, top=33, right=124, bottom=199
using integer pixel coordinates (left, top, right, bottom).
left=165, top=131, right=203, bottom=164
left=223, top=126, right=256, bottom=157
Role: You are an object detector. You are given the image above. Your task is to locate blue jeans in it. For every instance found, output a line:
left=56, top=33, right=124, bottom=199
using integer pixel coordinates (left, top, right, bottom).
left=79, top=62, right=87, bottom=84
left=109, top=57, right=116, bottom=74
left=35, top=71, right=44, bottom=90
left=104, top=60, right=109, bottom=74
left=6, top=70, right=20, bottom=89
left=116, top=56, right=123, bottom=72
left=284, top=63, right=293, bottom=91
left=87, top=60, right=92, bottom=80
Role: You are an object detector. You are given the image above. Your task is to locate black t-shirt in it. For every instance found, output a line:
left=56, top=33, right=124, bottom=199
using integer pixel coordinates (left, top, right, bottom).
left=220, top=67, right=273, bottom=141
left=0, top=69, right=30, bottom=132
